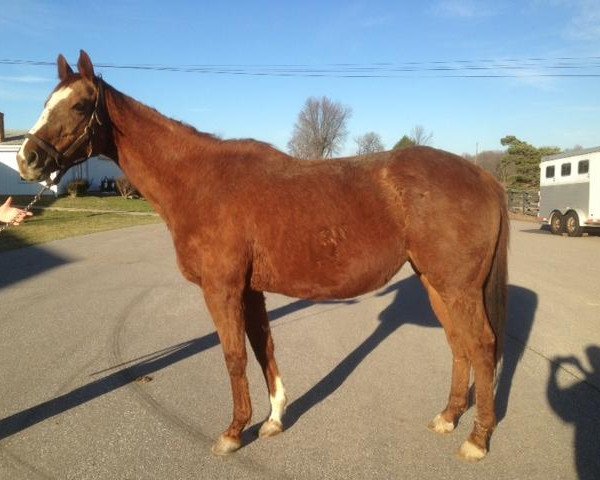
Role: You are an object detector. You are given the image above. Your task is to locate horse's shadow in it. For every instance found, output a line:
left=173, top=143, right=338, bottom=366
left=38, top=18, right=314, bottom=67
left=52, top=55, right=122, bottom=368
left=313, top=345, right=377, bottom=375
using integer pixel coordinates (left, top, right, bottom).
left=245, top=275, right=537, bottom=443
left=260, top=275, right=438, bottom=438
left=0, top=275, right=537, bottom=446
left=0, top=294, right=350, bottom=439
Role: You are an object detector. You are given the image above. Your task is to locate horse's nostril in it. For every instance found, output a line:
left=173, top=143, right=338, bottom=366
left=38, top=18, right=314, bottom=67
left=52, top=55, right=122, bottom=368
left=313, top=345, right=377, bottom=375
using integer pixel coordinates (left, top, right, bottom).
left=27, top=150, right=39, bottom=164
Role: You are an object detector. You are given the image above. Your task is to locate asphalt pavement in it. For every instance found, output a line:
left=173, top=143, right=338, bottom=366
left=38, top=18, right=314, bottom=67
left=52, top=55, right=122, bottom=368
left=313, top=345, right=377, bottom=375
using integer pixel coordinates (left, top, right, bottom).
left=1, top=220, right=599, bottom=479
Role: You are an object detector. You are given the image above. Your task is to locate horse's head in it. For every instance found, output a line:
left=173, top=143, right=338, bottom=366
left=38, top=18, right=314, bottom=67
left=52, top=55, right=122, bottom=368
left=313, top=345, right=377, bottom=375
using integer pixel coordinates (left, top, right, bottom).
left=17, top=50, right=112, bottom=183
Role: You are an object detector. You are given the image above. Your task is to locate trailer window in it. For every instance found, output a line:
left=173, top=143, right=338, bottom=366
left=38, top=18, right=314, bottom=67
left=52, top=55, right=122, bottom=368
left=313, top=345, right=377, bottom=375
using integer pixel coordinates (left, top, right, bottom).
left=578, top=160, right=589, bottom=175
left=561, top=163, right=571, bottom=176
left=545, top=166, right=555, bottom=178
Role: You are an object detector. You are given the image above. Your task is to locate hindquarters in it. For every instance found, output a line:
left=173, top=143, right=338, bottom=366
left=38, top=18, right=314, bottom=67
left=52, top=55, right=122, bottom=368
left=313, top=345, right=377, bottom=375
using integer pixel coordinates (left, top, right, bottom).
left=391, top=147, right=506, bottom=298
left=387, top=147, right=508, bottom=459
left=399, top=148, right=508, bottom=364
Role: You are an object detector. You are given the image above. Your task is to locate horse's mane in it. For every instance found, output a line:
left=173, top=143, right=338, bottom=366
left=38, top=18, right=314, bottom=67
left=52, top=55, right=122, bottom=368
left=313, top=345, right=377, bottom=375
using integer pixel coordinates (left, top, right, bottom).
left=105, top=80, right=287, bottom=161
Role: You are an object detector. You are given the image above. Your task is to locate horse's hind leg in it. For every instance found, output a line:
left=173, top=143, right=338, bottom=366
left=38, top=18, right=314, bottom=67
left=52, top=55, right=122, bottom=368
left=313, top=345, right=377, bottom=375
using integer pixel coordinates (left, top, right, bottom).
left=422, top=278, right=471, bottom=434
left=244, top=288, right=287, bottom=438
left=423, top=278, right=497, bottom=461
left=459, top=301, right=497, bottom=462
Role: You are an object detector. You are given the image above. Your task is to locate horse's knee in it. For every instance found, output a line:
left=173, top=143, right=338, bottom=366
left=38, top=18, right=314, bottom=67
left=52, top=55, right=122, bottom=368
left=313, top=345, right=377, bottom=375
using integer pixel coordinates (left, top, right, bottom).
left=224, top=351, right=247, bottom=376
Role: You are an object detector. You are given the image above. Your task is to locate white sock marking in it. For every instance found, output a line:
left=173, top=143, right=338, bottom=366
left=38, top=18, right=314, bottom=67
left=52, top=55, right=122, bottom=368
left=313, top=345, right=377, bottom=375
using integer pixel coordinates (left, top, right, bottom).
left=430, top=413, right=455, bottom=433
left=268, top=376, right=286, bottom=424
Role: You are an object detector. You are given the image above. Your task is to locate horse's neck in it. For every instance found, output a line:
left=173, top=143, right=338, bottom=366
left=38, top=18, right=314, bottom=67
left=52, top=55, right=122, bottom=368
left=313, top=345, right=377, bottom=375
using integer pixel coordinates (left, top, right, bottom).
left=104, top=85, right=219, bottom=221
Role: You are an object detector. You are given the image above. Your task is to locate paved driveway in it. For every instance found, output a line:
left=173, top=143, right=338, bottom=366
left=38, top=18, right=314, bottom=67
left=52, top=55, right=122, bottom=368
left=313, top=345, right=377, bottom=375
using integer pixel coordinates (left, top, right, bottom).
left=1, top=221, right=599, bottom=479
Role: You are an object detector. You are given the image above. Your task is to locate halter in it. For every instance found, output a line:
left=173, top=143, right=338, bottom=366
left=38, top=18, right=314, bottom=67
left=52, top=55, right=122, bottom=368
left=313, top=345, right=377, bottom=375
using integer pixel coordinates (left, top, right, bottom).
left=24, top=78, right=106, bottom=186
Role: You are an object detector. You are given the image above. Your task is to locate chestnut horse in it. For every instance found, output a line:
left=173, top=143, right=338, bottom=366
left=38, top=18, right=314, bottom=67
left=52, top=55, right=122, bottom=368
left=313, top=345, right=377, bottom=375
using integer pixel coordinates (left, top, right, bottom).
left=18, top=51, right=508, bottom=461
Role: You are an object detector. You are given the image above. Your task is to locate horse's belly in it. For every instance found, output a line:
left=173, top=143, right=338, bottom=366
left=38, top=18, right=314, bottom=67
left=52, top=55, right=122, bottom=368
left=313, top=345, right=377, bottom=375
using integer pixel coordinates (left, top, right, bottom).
left=250, top=231, right=406, bottom=300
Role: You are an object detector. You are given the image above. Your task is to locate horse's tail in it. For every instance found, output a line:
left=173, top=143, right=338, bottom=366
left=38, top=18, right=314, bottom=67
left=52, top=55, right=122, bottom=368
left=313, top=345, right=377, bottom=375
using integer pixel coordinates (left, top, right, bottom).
left=484, top=199, right=509, bottom=365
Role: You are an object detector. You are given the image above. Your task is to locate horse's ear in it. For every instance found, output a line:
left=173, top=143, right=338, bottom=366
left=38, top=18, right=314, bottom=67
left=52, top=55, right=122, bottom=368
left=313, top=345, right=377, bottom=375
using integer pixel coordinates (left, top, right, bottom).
left=77, top=50, right=95, bottom=80
left=57, top=54, right=74, bottom=81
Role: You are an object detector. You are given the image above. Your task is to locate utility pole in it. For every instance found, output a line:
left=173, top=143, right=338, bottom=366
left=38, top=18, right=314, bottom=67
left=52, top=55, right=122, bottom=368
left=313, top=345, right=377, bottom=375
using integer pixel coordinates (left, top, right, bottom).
left=0, top=112, right=5, bottom=143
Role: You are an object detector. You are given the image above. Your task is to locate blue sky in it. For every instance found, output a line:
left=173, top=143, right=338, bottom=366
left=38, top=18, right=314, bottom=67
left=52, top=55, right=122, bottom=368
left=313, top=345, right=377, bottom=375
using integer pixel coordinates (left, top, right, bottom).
left=1, top=0, right=599, bottom=156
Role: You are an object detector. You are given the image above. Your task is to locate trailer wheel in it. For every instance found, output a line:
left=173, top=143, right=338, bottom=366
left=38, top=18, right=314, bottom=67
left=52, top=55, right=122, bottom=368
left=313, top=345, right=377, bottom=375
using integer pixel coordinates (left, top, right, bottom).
left=565, top=211, right=584, bottom=237
left=549, top=211, right=564, bottom=235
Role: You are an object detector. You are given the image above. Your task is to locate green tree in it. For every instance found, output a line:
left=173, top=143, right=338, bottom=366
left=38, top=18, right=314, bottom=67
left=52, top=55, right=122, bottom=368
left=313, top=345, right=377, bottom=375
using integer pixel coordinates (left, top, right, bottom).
left=393, top=135, right=416, bottom=150
left=499, top=135, right=560, bottom=190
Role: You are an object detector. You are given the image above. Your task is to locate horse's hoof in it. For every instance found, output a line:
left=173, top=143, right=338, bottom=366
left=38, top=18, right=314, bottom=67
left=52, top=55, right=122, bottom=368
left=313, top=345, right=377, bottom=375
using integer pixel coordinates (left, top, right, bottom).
left=211, top=434, right=241, bottom=456
left=457, top=440, right=487, bottom=462
left=258, top=419, right=283, bottom=438
left=427, top=413, right=455, bottom=434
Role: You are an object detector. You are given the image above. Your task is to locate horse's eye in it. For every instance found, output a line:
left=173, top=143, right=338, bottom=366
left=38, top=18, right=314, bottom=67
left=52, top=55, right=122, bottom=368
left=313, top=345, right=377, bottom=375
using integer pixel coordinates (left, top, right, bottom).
left=73, top=102, right=87, bottom=113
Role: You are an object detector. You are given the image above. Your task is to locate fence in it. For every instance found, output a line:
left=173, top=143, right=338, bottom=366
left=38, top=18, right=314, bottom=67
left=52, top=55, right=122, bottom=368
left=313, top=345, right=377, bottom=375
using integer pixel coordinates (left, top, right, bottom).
left=507, top=190, right=539, bottom=216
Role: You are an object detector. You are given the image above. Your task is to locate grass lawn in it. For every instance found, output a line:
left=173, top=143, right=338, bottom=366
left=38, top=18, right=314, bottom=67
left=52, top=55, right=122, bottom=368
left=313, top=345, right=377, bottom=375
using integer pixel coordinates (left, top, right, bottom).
left=11, top=194, right=157, bottom=213
left=0, top=194, right=161, bottom=253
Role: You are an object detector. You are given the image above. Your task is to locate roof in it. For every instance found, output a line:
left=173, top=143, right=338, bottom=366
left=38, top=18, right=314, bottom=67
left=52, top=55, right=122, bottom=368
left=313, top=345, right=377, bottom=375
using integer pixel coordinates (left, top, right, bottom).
left=0, top=130, right=26, bottom=146
left=542, top=146, right=600, bottom=162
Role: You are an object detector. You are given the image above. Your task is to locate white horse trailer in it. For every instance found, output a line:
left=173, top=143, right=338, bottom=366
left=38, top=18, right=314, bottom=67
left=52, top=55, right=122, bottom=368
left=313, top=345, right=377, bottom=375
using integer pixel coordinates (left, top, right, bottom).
left=538, top=146, right=600, bottom=236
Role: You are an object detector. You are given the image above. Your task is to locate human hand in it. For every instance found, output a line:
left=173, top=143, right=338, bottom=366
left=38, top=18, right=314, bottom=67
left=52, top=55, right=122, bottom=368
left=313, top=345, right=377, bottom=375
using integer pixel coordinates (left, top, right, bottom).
left=0, top=197, right=33, bottom=225
left=554, top=355, right=584, bottom=372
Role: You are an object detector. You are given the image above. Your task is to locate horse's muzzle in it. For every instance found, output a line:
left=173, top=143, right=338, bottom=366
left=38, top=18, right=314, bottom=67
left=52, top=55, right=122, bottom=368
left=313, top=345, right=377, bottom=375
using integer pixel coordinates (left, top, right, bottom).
left=17, top=143, right=51, bottom=182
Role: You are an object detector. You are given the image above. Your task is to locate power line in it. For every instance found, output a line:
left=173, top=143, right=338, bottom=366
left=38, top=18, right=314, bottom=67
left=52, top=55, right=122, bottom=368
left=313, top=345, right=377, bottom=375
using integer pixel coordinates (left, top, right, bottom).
left=1, top=56, right=600, bottom=78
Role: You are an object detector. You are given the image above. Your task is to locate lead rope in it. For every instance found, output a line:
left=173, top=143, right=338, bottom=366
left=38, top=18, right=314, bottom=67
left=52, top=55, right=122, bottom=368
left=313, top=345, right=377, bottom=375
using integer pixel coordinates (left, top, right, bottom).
left=0, top=183, right=52, bottom=234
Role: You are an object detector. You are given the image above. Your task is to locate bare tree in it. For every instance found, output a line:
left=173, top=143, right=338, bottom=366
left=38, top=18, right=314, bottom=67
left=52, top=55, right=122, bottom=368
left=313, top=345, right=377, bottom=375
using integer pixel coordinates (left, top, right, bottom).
left=287, top=96, right=352, bottom=159
left=410, top=125, right=433, bottom=146
left=497, top=158, right=517, bottom=186
left=355, top=132, right=385, bottom=156
left=464, top=150, right=504, bottom=181
left=565, top=144, right=584, bottom=153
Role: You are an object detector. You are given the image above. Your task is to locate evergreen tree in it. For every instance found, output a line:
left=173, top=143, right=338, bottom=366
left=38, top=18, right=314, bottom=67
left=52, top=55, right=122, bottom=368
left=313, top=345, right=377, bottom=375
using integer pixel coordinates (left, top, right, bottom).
left=499, top=136, right=560, bottom=190
left=393, top=135, right=416, bottom=150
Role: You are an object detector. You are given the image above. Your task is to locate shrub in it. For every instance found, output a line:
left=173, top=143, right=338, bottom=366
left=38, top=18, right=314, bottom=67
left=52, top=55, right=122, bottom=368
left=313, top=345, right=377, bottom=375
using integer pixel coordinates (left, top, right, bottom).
left=100, top=176, right=117, bottom=192
left=67, top=179, right=90, bottom=197
left=116, top=176, right=141, bottom=199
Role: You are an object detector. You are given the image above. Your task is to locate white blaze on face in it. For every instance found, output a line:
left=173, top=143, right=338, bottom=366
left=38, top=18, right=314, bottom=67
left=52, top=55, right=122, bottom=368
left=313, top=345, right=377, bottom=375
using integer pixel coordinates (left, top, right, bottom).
left=268, top=376, right=287, bottom=424
left=17, top=86, right=74, bottom=163
left=29, top=86, right=74, bottom=134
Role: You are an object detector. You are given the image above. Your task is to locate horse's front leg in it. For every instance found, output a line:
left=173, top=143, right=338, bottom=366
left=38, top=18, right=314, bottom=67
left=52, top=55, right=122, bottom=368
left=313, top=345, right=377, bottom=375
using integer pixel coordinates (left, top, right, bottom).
left=203, top=284, right=251, bottom=455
